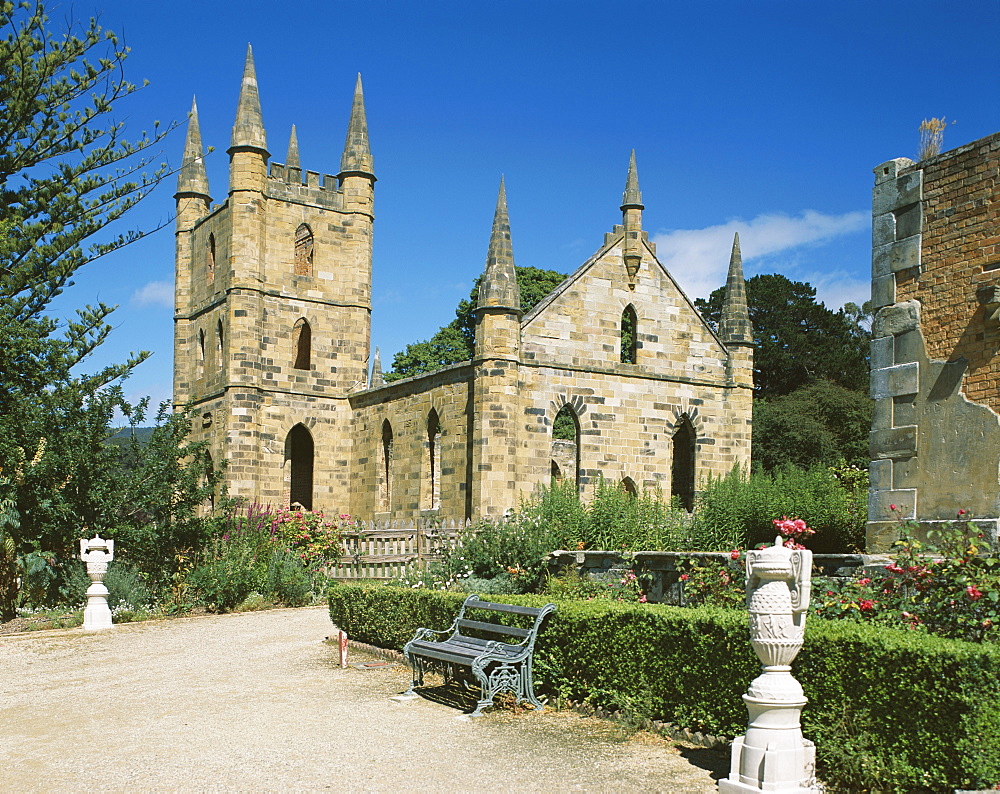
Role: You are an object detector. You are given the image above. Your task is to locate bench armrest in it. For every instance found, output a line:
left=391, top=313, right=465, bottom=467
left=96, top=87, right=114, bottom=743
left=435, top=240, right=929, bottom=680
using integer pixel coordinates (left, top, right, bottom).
left=407, top=625, right=452, bottom=644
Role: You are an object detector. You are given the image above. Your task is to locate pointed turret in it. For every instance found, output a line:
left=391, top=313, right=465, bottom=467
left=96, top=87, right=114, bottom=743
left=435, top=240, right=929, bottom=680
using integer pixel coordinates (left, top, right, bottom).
left=371, top=346, right=384, bottom=387
left=720, top=233, right=754, bottom=345
left=286, top=124, right=301, bottom=169
left=477, top=177, right=521, bottom=312
left=471, top=178, right=522, bottom=519
left=620, top=150, right=644, bottom=289
left=621, top=149, right=643, bottom=210
left=339, top=74, right=374, bottom=178
left=176, top=97, right=210, bottom=201
left=229, top=44, right=268, bottom=155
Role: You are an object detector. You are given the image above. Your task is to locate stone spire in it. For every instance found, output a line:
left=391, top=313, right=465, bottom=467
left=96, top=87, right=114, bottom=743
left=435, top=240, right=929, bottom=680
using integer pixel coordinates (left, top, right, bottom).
left=176, top=96, right=210, bottom=199
left=339, top=74, right=374, bottom=178
left=621, top=149, right=643, bottom=210
left=286, top=124, right=300, bottom=169
left=621, top=150, right=644, bottom=289
left=720, top=232, right=754, bottom=344
left=371, top=346, right=384, bottom=387
left=229, top=44, right=268, bottom=154
left=477, top=177, right=521, bottom=312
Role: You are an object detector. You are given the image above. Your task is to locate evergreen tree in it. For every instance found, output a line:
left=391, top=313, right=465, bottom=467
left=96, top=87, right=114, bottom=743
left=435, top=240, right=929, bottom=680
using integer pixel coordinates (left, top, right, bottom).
left=0, top=2, right=214, bottom=616
left=696, top=274, right=870, bottom=398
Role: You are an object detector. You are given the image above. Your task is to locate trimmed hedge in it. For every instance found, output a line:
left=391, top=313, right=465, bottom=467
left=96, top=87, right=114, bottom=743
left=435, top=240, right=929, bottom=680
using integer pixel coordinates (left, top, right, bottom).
left=329, top=583, right=1000, bottom=792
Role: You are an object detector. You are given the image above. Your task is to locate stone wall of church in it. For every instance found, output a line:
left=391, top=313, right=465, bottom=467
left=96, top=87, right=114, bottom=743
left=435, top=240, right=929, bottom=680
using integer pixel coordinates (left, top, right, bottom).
left=348, top=364, right=474, bottom=520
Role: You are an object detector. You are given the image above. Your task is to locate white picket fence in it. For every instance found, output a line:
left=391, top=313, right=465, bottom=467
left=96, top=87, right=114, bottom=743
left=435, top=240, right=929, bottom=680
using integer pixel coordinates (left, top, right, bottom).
left=332, top=518, right=470, bottom=580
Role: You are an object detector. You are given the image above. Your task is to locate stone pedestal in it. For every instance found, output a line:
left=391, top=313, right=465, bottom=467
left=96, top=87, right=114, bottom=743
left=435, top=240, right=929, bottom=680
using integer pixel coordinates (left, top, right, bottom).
left=80, top=535, right=114, bottom=631
left=719, top=537, right=820, bottom=793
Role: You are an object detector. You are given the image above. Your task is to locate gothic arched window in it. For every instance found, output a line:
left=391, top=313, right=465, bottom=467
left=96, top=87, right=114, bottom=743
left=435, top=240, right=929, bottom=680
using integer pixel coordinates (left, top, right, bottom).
left=425, top=409, right=441, bottom=511
left=621, top=304, right=637, bottom=364
left=379, top=420, right=394, bottom=512
left=207, top=233, right=216, bottom=283
left=552, top=404, right=581, bottom=492
left=216, top=319, right=224, bottom=371
left=294, top=223, right=314, bottom=276
left=292, top=318, right=312, bottom=371
left=197, top=328, right=206, bottom=379
left=671, top=415, right=697, bottom=512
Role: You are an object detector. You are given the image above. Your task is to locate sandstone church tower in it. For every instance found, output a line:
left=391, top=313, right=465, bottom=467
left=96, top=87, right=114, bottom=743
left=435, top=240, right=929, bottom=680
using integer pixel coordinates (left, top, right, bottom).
left=173, top=46, right=374, bottom=510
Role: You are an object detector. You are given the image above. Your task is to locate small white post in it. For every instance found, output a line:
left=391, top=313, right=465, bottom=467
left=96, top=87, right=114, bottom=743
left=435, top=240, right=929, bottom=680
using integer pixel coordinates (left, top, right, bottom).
left=719, top=537, right=820, bottom=793
left=80, top=535, right=114, bottom=631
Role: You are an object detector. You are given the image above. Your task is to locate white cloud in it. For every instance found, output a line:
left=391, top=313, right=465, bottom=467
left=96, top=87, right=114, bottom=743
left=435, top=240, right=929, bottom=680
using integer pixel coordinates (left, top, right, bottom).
left=131, top=280, right=174, bottom=308
left=651, top=210, right=868, bottom=304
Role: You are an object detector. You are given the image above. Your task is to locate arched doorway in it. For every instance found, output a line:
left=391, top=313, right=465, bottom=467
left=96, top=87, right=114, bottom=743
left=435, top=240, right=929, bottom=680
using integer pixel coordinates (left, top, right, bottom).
left=286, top=424, right=314, bottom=510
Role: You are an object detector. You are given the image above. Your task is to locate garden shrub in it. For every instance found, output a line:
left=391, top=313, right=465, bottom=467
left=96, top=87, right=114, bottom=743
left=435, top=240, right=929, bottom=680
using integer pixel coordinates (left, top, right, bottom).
left=693, top=463, right=866, bottom=553
left=329, top=584, right=1000, bottom=792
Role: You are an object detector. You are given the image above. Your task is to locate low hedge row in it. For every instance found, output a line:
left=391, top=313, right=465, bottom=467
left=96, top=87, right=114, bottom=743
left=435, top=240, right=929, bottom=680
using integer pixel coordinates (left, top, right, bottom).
left=328, top=583, right=1000, bottom=792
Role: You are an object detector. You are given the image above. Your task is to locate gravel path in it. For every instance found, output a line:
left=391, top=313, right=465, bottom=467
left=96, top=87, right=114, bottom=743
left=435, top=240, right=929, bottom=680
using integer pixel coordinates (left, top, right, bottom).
left=0, top=606, right=727, bottom=791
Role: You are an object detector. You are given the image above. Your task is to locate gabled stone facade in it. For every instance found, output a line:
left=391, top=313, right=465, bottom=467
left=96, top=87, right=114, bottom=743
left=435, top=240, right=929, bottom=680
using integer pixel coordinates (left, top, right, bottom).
left=867, top=132, right=1000, bottom=550
left=174, top=51, right=754, bottom=520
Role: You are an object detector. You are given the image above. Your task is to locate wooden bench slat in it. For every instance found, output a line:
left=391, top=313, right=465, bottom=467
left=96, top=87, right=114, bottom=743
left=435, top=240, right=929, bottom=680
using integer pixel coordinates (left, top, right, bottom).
left=457, top=619, right=531, bottom=639
left=466, top=600, right=543, bottom=616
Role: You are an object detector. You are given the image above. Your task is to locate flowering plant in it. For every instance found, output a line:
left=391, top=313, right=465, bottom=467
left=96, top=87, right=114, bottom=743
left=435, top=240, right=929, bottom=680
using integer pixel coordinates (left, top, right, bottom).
left=772, top=516, right=816, bottom=549
left=812, top=512, right=1000, bottom=642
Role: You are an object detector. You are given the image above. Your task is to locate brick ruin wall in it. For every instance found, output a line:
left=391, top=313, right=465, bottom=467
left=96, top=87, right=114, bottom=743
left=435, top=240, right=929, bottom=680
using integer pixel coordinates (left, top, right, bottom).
left=895, top=134, right=1000, bottom=409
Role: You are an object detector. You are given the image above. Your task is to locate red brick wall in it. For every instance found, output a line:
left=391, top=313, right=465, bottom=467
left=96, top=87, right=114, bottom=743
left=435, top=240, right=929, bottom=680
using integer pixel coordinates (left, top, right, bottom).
left=896, top=133, right=1000, bottom=411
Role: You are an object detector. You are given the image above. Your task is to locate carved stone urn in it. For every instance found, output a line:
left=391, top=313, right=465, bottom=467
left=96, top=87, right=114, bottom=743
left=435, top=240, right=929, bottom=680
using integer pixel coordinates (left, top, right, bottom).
left=80, top=535, right=115, bottom=631
left=719, top=537, right=819, bottom=793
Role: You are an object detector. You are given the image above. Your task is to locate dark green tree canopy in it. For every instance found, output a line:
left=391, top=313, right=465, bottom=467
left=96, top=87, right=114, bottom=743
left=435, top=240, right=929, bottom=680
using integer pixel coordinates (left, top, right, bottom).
left=387, top=266, right=567, bottom=381
left=695, top=274, right=870, bottom=398
left=752, top=380, right=873, bottom=471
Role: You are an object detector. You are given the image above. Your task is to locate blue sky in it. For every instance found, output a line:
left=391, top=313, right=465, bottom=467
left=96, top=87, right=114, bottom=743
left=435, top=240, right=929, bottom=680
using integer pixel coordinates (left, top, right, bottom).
left=46, top=0, right=1000, bottom=409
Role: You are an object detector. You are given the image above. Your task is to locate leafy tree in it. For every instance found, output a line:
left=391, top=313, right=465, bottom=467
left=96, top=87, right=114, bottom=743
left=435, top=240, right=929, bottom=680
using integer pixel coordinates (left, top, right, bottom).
left=0, top=2, right=205, bottom=616
left=695, top=274, right=870, bottom=398
left=387, top=266, right=567, bottom=381
left=109, top=401, right=222, bottom=590
left=752, top=380, right=873, bottom=471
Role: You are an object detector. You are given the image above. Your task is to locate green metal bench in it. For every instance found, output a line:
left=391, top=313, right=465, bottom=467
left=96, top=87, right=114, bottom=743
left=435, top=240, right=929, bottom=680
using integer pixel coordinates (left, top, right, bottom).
left=402, top=594, right=556, bottom=716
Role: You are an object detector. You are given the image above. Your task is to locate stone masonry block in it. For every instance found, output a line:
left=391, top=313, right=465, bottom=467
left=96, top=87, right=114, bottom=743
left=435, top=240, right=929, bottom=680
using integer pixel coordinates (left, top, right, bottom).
left=872, top=300, right=920, bottom=338
left=871, top=212, right=895, bottom=248
left=872, top=274, right=896, bottom=309
left=871, top=398, right=892, bottom=432
left=870, top=425, right=918, bottom=459
left=869, top=458, right=892, bottom=491
left=868, top=488, right=916, bottom=520
left=870, top=337, right=894, bottom=370
left=872, top=158, right=916, bottom=186
left=872, top=171, right=923, bottom=215
left=893, top=329, right=924, bottom=366
left=872, top=235, right=921, bottom=277
left=870, top=362, right=919, bottom=399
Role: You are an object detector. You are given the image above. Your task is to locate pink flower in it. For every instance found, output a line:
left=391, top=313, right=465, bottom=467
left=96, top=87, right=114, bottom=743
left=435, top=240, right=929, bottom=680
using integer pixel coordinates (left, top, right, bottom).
left=967, top=585, right=984, bottom=600
left=679, top=574, right=689, bottom=581
left=890, top=504, right=897, bottom=511
left=859, top=599, right=875, bottom=612
left=638, top=595, right=648, bottom=603
left=730, top=549, right=740, bottom=560
left=858, top=578, right=871, bottom=586
left=958, top=509, right=966, bottom=515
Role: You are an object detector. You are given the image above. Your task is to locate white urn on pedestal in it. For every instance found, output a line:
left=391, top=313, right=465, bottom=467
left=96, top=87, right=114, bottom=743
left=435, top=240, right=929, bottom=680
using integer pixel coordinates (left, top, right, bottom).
left=80, top=535, right=114, bottom=631
left=719, top=537, right=820, bottom=794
